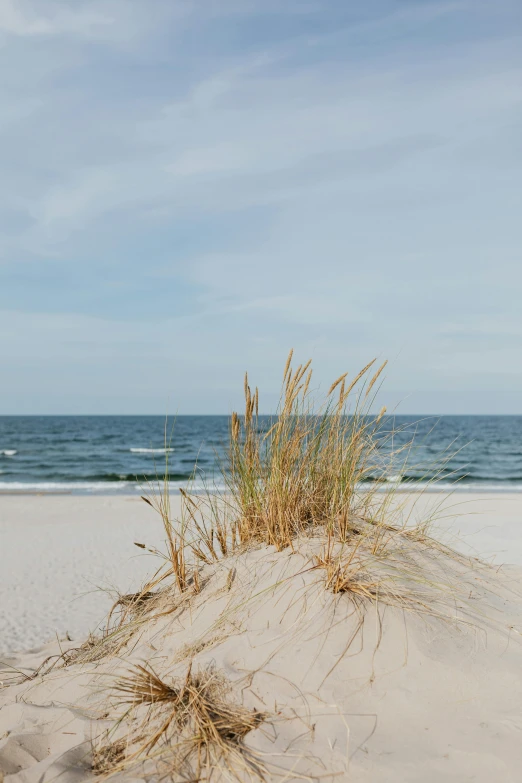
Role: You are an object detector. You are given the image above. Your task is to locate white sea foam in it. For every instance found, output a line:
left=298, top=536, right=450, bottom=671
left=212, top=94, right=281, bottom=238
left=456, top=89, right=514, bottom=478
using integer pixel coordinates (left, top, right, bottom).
left=0, top=478, right=519, bottom=495
left=129, top=447, right=174, bottom=454
left=0, top=480, right=227, bottom=494
left=0, top=481, right=131, bottom=492
left=372, top=481, right=522, bottom=493
left=0, top=449, right=17, bottom=456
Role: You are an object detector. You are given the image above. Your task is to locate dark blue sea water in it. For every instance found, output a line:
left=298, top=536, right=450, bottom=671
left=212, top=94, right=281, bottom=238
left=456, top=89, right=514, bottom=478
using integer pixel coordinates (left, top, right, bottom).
left=0, top=416, right=521, bottom=493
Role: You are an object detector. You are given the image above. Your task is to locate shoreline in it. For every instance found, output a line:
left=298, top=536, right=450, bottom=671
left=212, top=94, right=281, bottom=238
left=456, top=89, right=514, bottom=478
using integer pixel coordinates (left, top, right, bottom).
left=2, top=484, right=522, bottom=497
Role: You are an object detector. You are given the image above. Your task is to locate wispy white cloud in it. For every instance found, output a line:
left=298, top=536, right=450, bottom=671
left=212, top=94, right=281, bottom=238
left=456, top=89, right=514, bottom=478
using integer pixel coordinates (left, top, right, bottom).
left=0, top=0, right=114, bottom=37
left=0, top=0, right=521, bottom=412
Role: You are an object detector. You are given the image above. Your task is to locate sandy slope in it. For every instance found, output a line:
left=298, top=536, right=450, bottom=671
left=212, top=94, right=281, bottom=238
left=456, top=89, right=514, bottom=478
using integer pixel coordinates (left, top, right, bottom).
left=1, top=493, right=522, bottom=781
left=2, top=493, right=522, bottom=655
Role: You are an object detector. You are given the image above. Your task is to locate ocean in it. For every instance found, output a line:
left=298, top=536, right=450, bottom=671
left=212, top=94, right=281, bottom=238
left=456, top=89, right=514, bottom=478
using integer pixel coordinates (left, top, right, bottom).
left=0, top=415, right=521, bottom=494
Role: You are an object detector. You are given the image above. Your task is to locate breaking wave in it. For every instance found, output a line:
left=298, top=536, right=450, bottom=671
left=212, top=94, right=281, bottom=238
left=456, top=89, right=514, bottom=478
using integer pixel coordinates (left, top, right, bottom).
left=129, top=448, right=174, bottom=454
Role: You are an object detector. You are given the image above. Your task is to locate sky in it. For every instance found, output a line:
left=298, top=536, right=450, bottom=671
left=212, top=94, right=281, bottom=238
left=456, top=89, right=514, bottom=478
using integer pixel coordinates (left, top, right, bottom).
left=0, top=0, right=521, bottom=415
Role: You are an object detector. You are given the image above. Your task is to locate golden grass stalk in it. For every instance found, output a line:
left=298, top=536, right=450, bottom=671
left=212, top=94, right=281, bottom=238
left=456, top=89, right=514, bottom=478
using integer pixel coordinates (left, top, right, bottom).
left=140, top=417, right=210, bottom=593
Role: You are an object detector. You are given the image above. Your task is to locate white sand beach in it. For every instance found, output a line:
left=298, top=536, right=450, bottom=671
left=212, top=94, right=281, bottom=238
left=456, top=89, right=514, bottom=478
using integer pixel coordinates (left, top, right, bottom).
left=0, top=495, right=166, bottom=656
left=1, top=493, right=522, bottom=781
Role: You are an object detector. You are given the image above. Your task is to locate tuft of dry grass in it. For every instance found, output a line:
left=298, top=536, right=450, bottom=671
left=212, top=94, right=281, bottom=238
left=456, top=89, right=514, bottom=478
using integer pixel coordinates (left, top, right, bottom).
left=211, top=352, right=402, bottom=552
left=314, top=535, right=382, bottom=599
left=67, top=580, right=196, bottom=670
left=107, top=662, right=268, bottom=781
left=311, top=532, right=429, bottom=613
left=182, top=351, right=451, bottom=562
left=92, top=738, right=127, bottom=775
left=140, top=352, right=405, bottom=583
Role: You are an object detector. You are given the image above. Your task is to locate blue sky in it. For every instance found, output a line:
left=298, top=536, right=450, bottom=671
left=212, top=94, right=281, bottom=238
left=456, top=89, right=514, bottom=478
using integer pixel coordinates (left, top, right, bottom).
left=1, top=0, right=521, bottom=414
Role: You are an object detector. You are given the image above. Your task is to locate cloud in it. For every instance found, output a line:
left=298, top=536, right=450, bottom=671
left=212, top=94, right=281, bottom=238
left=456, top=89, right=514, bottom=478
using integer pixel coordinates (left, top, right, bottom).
left=0, top=0, right=114, bottom=37
left=0, top=0, right=521, bottom=411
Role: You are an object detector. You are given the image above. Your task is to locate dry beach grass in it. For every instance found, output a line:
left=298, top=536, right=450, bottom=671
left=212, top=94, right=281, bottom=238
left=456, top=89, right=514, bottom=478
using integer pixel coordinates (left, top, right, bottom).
left=141, top=351, right=472, bottom=624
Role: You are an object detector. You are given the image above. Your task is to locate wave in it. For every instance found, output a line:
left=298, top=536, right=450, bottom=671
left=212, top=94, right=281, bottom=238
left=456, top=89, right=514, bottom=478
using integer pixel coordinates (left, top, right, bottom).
left=0, top=481, right=131, bottom=492
left=0, top=479, right=227, bottom=493
left=0, top=450, right=17, bottom=457
left=86, top=472, right=191, bottom=482
left=380, top=482, right=522, bottom=493
left=130, top=448, right=174, bottom=454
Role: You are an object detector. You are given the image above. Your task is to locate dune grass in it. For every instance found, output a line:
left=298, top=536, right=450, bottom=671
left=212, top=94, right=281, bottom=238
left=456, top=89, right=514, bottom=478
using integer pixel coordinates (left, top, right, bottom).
left=222, top=354, right=389, bottom=550
left=141, top=351, right=463, bottom=612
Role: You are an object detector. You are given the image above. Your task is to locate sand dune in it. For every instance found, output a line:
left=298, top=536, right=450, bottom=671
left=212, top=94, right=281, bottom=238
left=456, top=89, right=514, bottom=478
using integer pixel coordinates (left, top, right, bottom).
left=1, top=494, right=522, bottom=781
left=2, top=493, right=522, bottom=655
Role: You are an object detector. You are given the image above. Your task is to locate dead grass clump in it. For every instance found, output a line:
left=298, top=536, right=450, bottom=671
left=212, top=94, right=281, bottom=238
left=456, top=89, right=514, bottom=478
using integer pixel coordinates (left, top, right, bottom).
left=106, top=588, right=159, bottom=631
left=66, top=629, right=136, bottom=667
left=66, top=596, right=159, bottom=667
left=0, top=632, right=111, bottom=685
left=313, top=543, right=431, bottom=619
left=65, top=633, right=108, bottom=665
left=171, top=630, right=234, bottom=665
left=92, top=738, right=127, bottom=775
left=109, top=662, right=267, bottom=781
left=314, top=537, right=383, bottom=599
left=67, top=592, right=167, bottom=669
left=114, top=590, right=156, bottom=610
left=311, top=520, right=490, bottom=629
